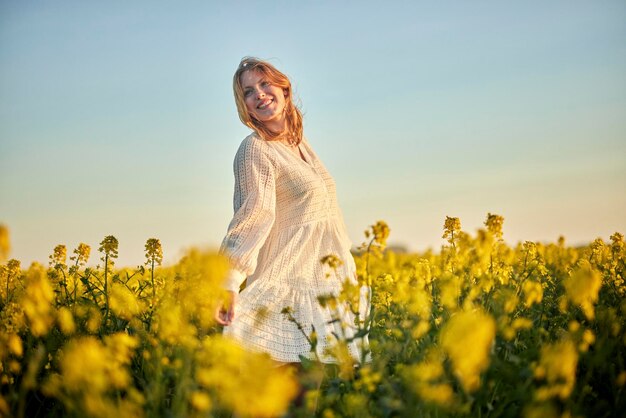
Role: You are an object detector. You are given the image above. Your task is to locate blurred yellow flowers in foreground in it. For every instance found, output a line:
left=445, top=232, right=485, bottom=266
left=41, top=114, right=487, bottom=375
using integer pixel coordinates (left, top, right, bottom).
left=0, top=215, right=624, bottom=417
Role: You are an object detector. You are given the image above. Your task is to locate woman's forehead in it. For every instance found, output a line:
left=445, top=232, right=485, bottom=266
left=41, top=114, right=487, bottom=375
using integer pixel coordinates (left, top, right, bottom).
left=240, top=69, right=264, bottom=88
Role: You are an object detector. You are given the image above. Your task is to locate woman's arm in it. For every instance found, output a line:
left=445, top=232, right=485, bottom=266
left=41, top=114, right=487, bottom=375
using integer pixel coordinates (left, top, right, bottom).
left=218, top=135, right=276, bottom=282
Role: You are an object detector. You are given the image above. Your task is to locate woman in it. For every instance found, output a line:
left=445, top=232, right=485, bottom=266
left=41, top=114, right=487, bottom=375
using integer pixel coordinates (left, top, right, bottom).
left=215, top=57, right=370, bottom=368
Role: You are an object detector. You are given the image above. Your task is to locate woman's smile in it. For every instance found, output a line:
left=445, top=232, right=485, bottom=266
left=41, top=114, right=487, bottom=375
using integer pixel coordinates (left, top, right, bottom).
left=257, top=98, right=274, bottom=109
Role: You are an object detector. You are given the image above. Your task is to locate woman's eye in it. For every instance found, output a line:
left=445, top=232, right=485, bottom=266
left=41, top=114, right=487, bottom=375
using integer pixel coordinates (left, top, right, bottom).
left=244, top=90, right=252, bottom=97
left=261, top=81, right=269, bottom=87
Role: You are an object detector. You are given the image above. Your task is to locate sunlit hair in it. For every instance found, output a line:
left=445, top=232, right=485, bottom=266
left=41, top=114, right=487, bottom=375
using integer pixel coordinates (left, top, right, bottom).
left=233, top=57, right=303, bottom=145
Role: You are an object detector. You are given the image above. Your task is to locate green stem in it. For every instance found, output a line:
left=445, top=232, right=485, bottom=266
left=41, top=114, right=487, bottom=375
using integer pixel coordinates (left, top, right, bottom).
left=61, top=268, right=70, bottom=302
left=151, top=258, right=155, bottom=303
left=104, top=254, right=109, bottom=327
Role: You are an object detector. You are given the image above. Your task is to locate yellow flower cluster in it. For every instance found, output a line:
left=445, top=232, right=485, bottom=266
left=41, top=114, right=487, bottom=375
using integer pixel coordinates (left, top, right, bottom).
left=485, top=212, right=505, bottom=240
left=0, top=215, right=624, bottom=417
left=533, top=339, right=578, bottom=401
left=0, top=225, right=9, bottom=263
left=522, top=280, right=543, bottom=308
left=21, top=263, right=55, bottom=336
left=43, top=333, right=143, bottom=418
left=194, top=336, right=298, bottom=417
left=401, top=349, right=455, bottom=407
left=440, top=308, right=496, bottom=392
left=563, top=260, right=602, bottom=320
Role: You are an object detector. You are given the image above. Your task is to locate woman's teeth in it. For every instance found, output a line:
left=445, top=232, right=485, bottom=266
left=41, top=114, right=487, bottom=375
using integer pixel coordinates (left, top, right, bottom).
left=258, top=99, right=273, bottom=109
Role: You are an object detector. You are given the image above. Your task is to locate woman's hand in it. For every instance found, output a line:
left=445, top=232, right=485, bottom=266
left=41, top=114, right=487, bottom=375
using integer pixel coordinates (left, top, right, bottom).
left=215, top=290, right=237, bottom=326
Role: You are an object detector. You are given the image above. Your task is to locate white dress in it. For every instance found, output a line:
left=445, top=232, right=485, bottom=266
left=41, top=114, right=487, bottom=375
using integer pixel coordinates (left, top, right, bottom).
left=220, top=132, right=371, bottom=364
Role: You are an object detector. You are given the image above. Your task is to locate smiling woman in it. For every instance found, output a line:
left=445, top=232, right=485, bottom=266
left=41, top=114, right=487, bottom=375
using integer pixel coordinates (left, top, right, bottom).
left=240, top=70, right=288, bottom=132
left=215, top=57, right=371, bottom=380
left=231, top=57, right=304, bottom=147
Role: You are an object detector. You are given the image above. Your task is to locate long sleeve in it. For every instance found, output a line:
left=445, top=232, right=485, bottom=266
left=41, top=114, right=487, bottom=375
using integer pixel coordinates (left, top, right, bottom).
left=220, top=135, right=276, bottom=292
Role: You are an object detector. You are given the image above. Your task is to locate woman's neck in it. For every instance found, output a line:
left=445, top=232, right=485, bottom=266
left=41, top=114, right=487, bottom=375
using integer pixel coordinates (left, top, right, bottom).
left=265, top=117, right=286, bottom=135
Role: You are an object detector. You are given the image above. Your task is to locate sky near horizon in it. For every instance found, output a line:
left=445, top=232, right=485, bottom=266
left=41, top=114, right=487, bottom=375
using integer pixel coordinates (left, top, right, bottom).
left=1, top=1, right=625, bottom=267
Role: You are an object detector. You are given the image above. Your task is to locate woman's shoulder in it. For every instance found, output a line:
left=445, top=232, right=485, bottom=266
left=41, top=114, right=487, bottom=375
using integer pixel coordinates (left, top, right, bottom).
left=236, top=132, right=267, bottom=153
left=234, top=132, right=276, bottom=165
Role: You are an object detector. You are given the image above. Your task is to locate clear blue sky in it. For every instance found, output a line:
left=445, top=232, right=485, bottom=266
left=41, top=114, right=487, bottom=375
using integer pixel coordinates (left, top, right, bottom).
left=1, top=1, right=625, bottom=266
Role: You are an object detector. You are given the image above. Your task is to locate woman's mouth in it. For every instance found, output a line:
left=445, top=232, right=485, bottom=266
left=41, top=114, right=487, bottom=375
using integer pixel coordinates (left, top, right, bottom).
left=257, top=98, right=274, bottom=109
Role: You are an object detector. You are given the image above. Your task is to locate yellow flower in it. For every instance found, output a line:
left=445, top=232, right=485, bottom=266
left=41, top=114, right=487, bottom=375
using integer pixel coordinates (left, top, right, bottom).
left=564, top=260, right=602, bottom=320
left=99, top=235, right=118, bottom=256
left=71, top=243, right=91, bottom=265
left=440, top=308, right=496, bottom=392
left=195, top=335, right=298, bottom=417
left=44, top=333, right=141, bottom=418
left=57, top=307, right=76, bottom=335
left=155, top=300, right=198, bottom=349
left=439, top=273, right=462, bottom=310
left=442, top=216, right=461, bottom=243
left=8, top=360, right=20, bottom=373
left=0, top=224, right=10, bottom=263
left=412, top=320, right=430, bottom=340
left=104, top=333, right=138, bottom=367
left=534, top=339, right=578, bottom=401
left=144, top=238, right=163, bottom=266
left=485, top=213, right=504, bottom=240
left=325, top=340, right=357, bottom=380
left=322, top=409, right=336, bottom=418
left=171, top=249, right=229, bottom=329
left=49, top=244, right=67, bottom=268
left=417, top=383, right=454, bottom=405
left=579, top=329, right=595, bottom=352
left=60, top=334, right=136, bottom=392
left=75, top=305, right=102, bottom=334
left=189, top=391, right=212, bottom=412
left=109, top=282, right=142, bottom=321
left=372, top=220, right=390, bottom=247
left=59, top=338, right=106, bottom=387
left=7, top=334, right=23, bottom=357
left=0, top=394, right=9, bottom=416
left=86, top=309, right=102, bottom=333
left=98, top=235, right=119, bottom=265
left=500, top=317, right=533, bottom=341
left=407, top=284, right=432, bottom=319
left=401, top=349, right=455, bottom=407
left=511, top=317, right=533, bottom=331
left=354, top=366, right=382, bottom=393
left=522, top=280, right=543, bottom=308
left=345, top=393, right=368, bottom=414
left=610, top=232, right=624, bottom=251
left=21, top=263, right=55, bottom=336
left=6, top=258, right=21, bottom=277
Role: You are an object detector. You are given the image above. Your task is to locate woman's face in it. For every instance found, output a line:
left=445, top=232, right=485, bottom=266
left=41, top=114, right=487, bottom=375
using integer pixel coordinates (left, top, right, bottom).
left=240, top=69, right=287, bottom=132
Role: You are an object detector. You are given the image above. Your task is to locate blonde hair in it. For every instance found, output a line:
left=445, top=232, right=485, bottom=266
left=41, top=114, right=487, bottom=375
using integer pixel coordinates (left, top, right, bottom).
left=233, top=57, right=303, bottom=145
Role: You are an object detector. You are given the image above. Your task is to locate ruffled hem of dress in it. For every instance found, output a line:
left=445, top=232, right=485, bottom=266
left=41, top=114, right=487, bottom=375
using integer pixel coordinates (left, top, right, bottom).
left=223, top=333, right=373, bottom=365
left=223, top=278, right=371, bottom=364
